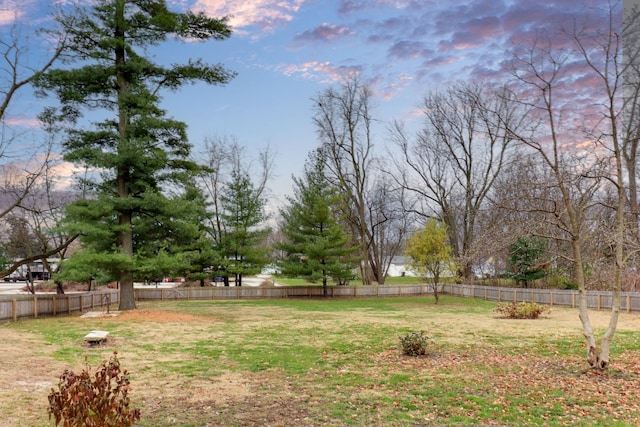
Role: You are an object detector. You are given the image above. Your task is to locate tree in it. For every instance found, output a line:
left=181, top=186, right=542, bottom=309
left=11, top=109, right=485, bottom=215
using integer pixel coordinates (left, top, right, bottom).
left=131, top=181, right=208, bottom=284
left=508, top=237, right=548, bottom=288
left=220, top=168, right=269, bottom=286
left=197, top=137, right=273, bottom=286
left=314, top=75, right=407, bottom=285
left=0, top=16, right=78, bottom=286
left=35, top=0, right=235, bottom=309
left=278, top=148, right=357, bottom=296
left=503, top=0, right=635, bottom=370
left=0, top=17, right=65, bottom=146
left=404, top=218, right=455, bottom=303
left=390, top=82, right=520, bottom=281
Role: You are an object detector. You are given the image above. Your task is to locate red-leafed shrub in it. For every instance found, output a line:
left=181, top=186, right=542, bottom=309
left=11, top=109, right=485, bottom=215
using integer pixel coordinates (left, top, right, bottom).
left=48, top=352, right=141, bottom=427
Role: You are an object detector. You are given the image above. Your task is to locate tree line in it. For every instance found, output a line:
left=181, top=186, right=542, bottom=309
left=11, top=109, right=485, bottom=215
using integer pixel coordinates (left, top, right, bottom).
left=0, top=0, right=637, bottom=370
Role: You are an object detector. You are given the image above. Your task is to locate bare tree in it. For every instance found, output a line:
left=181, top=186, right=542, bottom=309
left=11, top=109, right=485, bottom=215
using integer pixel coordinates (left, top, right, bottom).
left=0, top=14, right=77, bottom=287
left=0, top=116, right=79, bottom=292
left=313, top=76, right=407, bottom=285
left=365, top=179, right=412, bottom=283
left=0, top=21, right=65, bottom=132
left=620, top=2, right=640, bottom=253
left=503, top=0, right=637, bottom=370
left=390, top=82, right=520, bottom=280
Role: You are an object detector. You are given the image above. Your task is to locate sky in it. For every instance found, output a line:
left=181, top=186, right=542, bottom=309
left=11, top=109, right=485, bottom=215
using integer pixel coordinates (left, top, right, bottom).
left=0, top=0, right=626, bottom=208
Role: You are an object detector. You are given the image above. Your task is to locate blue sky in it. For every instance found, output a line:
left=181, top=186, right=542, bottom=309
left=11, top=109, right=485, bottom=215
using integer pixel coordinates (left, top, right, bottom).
left=1, top=0, right=621, bottom=205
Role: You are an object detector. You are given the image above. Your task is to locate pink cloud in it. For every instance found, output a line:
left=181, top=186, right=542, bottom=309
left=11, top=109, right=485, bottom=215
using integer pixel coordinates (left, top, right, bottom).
left=193, top=0, right=307, bottom=36
left=379, top=73, right=413, bottom=99
left=3, top=116, right=42, bottom=128
left=277, top=61, right=362, bottom=82
left=0, top=10, right=18, bottom=25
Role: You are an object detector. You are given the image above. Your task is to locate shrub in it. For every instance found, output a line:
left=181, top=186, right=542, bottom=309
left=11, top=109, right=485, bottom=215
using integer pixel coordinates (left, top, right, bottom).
left=545, top=269, right=577, bottom=290
left=495, top=302, right=548, bottom=319
left=48, top=352, right=141, bottom=427
left=399, top=331, right=430, bottom=356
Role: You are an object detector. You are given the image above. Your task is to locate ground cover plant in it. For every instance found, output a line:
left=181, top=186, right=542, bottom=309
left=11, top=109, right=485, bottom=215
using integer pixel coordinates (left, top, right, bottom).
left=1, top=296, right=639, bottom=426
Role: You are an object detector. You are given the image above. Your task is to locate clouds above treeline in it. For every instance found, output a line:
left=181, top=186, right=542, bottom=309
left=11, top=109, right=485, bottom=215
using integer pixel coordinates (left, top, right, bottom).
left=1, top=0, right=620, bottom=97
left=192, top=0, right=619, bottom=96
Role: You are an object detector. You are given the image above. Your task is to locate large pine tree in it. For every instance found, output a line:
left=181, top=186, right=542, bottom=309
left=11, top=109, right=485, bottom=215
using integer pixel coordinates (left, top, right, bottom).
left=278, top=148, right=356, bottom=295
left=36, top=0, right=235, bottom=309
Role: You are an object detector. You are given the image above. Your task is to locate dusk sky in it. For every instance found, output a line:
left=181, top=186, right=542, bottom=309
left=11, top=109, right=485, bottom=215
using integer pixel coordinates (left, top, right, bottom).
left=1, top=0, right=623, bottom=206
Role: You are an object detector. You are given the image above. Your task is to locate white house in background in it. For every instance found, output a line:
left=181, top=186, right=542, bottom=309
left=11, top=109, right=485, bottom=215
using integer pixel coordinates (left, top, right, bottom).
left=387, top=256, right=459, bottom=279
left=386, top=256, right=418, bottom=277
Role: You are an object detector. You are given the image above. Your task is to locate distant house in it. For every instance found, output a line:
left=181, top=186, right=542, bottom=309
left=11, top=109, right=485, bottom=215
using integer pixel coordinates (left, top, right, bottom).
left=388, top=256, right=458, bottom=280
left=386, top=256, right=417, bottom=277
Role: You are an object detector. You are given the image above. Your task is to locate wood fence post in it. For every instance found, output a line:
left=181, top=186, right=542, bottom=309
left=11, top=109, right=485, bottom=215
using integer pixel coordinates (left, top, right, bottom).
left=550, top=292, right=554, bottom=306
left=12, top=299, right=17, bottom=322
left=53, top=296, right=57, bottom=316
left=627, top=295, right=631, bottom=313
left=34, top=297, right=38, bottom=318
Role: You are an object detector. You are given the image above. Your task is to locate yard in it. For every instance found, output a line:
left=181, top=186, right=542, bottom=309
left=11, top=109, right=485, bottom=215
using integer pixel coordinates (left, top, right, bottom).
left=1, top=296, right=639, bottom=426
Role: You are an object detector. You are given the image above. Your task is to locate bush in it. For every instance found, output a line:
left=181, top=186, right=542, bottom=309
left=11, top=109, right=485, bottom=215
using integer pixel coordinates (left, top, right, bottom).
left=48, top=352, right=141, bottom=427
left=495, top=302, right=548, bottom=319
left=399, top=331, right=430, bottom=356
left=545, top=269, right=577, bottom=290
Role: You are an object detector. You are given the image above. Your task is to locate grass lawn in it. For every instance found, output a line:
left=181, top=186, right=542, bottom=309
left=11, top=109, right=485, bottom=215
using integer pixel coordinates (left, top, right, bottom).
left=1, top=296, right=639, bottom=426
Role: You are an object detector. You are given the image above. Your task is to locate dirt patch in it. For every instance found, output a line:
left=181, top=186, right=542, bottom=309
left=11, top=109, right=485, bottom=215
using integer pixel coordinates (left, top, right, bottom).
left=117, top=309, right=209, bottom=323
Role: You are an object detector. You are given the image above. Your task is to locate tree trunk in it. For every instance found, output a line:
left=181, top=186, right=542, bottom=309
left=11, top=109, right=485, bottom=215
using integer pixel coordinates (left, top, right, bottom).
left=115, top=0, right=135, bottom=311
left=119, top=272, right=136, bottom=311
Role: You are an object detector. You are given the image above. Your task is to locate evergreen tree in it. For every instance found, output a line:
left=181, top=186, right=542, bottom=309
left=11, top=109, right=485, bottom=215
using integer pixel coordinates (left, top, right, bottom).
left=278, top=148, right=357, bottom=296
left=219, top=168, right=269, bottom=286
left=35, top=0, right=235, bottom=309
left=508, top=237, right=548, bottom=288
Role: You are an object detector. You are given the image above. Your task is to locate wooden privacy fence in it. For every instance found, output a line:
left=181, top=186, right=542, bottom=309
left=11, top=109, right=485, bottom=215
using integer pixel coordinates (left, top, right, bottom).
left=134, top=284, right=640, bottom=313
left=134, top=284, right=434, bottom=301
left=444, top=284, right=640, bottom=313
left=2, top=284, right=638, bottom=322
left=0, top=289, right=119, bottom=322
